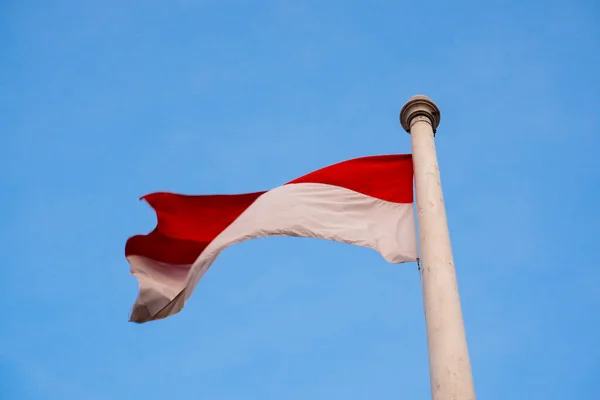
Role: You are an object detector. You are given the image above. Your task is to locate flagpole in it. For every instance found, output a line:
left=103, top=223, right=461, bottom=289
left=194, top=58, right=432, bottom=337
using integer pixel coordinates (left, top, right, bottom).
left=400, top=95, right=476, bottom=400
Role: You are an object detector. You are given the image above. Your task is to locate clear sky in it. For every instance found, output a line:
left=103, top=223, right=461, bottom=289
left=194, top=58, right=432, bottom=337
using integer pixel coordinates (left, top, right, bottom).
left=1, top=1, right=599, bottom=399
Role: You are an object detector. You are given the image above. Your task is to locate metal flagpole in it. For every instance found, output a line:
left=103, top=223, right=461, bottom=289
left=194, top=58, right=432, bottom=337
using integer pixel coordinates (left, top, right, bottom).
left=400, top=95, right=476, bottom=400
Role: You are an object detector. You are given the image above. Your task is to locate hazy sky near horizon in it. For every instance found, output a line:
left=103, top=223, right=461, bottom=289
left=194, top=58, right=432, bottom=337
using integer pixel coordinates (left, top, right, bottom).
left=1, top=1, right=599, bottom=399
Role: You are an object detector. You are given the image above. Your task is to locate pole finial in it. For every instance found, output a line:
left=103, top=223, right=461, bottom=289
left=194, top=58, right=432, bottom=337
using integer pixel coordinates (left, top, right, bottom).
left=400, top=94, right=441, bottom=134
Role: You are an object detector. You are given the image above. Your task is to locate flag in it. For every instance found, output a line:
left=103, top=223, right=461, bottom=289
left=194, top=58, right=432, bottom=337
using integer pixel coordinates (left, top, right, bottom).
left=125, top=154, right=417, bottom=323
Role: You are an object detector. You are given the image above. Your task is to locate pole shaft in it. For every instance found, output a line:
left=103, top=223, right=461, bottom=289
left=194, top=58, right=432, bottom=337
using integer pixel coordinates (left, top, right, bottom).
left=401, top=96, right=476, bottom=400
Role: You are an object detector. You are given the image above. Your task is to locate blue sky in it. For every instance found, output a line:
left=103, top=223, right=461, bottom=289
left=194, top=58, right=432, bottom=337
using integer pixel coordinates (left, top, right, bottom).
left=1, top=0, right=599, bottom=398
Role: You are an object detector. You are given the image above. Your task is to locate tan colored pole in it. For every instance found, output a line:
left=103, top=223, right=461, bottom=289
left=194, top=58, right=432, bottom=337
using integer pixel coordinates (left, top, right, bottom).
left=400, top=95, right=476, bottom=400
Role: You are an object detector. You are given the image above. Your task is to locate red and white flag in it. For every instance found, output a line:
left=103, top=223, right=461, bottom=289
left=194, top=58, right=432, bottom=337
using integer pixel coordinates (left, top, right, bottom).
left=125, top=154, right=417, bottom=323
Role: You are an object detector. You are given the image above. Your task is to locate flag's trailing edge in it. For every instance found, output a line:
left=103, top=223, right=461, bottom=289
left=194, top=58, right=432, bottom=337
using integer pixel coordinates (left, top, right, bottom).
left=125, top=154, right=417, bottom=323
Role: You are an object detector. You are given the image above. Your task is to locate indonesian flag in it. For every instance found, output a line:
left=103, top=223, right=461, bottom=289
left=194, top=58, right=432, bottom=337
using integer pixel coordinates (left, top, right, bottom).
left=125, top=154, right=417, bottom=323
